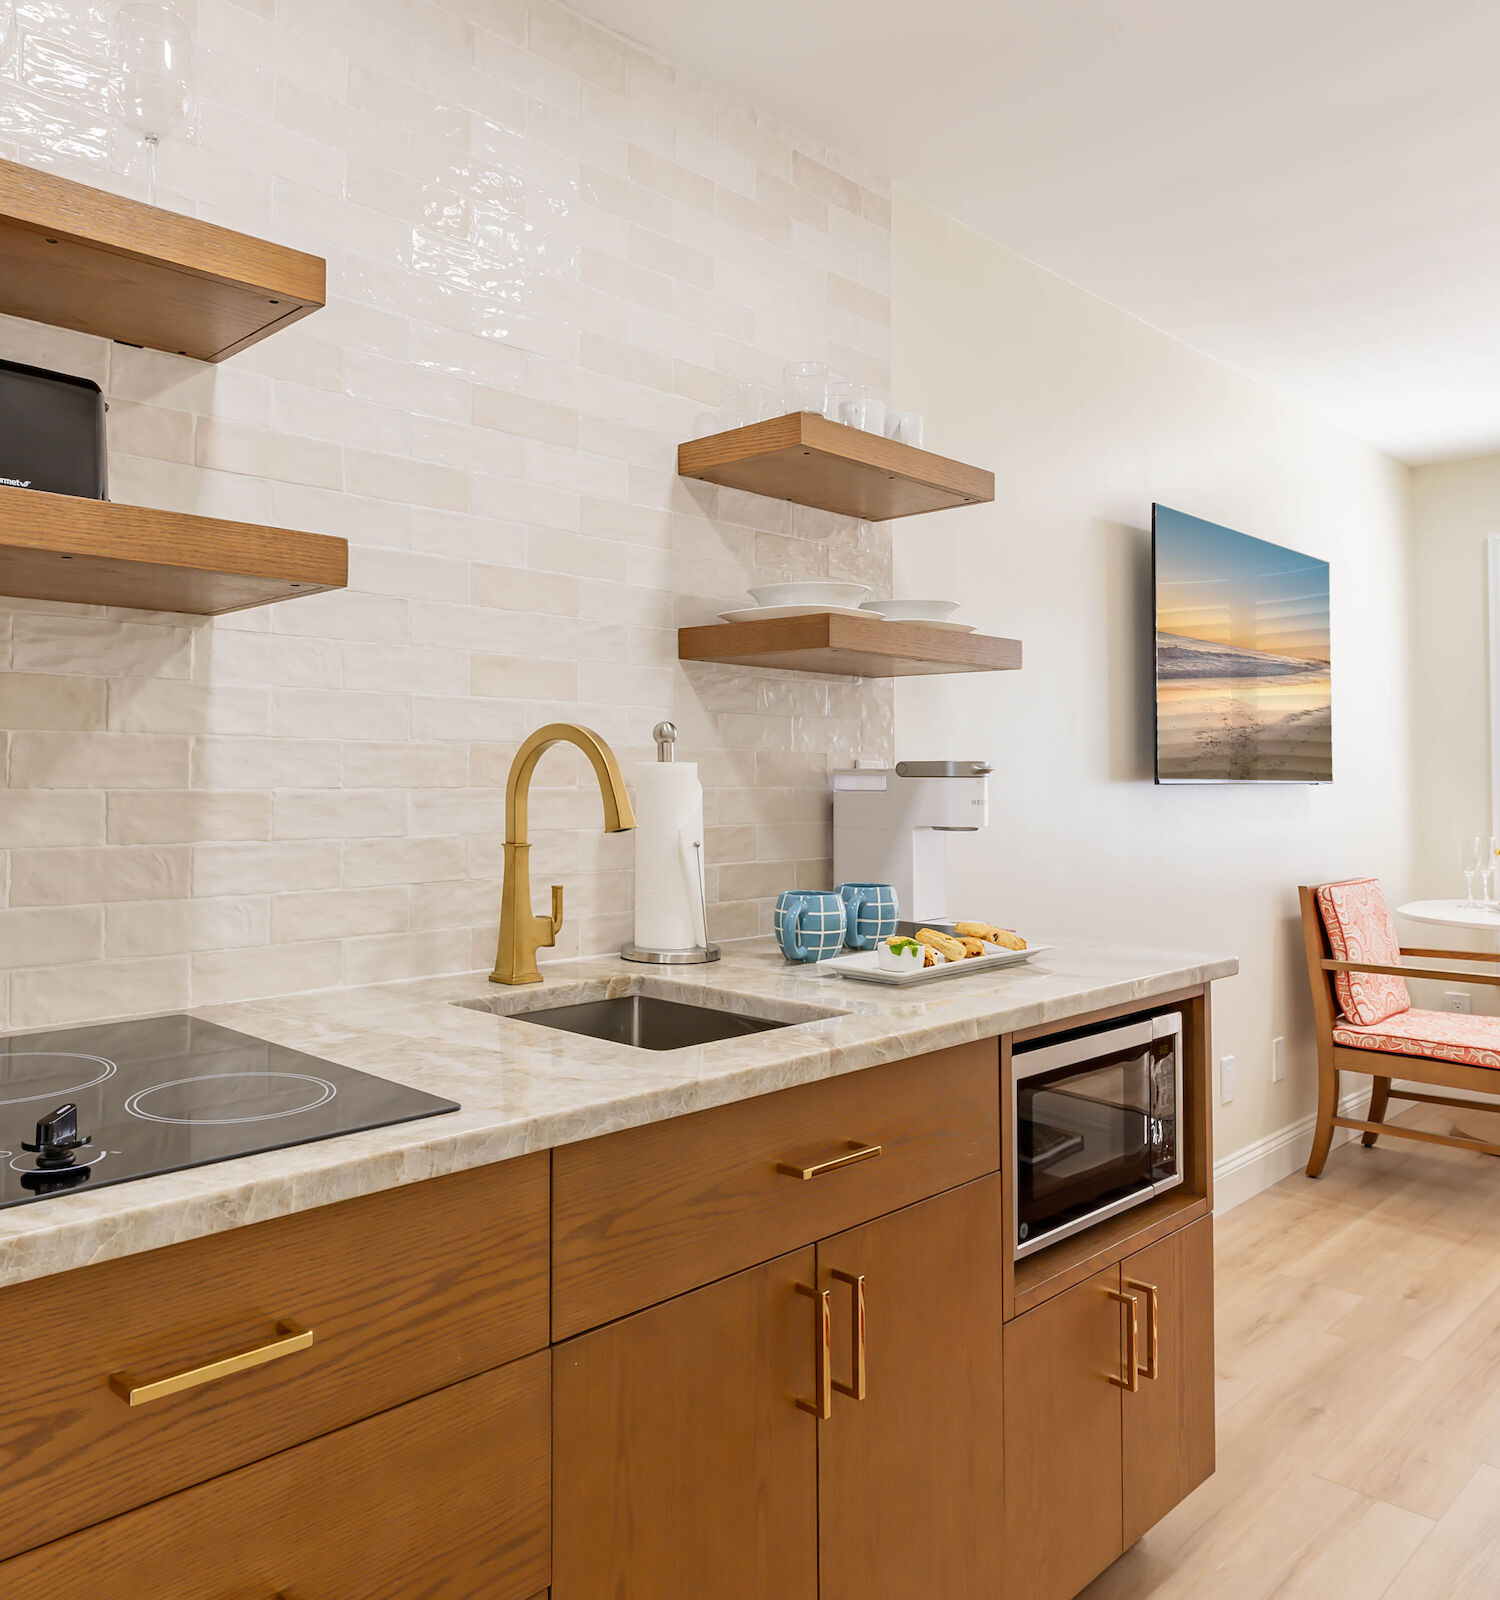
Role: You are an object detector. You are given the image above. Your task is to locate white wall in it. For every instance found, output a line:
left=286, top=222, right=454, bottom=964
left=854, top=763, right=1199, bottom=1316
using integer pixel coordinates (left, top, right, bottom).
left=1408, top=455, right=1500, bottom=896
left=1401, top=455, right=1500, bottom=1012
left=0, top=0, right=893, bottom=1028
left=891, top=194, right=1414, bottom=1167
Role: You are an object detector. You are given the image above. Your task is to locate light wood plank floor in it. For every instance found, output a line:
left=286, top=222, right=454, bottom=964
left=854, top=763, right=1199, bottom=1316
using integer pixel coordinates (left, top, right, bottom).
left=1082, top=1099, right=1500, bottom=1600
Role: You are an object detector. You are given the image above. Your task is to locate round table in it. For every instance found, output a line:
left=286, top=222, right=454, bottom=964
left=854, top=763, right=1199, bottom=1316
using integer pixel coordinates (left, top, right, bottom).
left=1396, top=899, right=1500, bottom=931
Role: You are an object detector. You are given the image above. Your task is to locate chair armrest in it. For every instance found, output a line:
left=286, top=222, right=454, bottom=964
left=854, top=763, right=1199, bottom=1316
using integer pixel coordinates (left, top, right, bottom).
left=1322, top=958, right=1500, bottom=986
left=1401, top=946, right=1500, bottom=963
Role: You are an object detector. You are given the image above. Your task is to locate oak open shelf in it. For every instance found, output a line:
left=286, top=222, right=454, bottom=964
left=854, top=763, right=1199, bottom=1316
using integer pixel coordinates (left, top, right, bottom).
left=0, top=158, right=324, bottom=362
left=679, top=611, right=1021, bottom=677
left=0, top=484, right=347, bottom=615
left=678, top=412, right=994, bottom=521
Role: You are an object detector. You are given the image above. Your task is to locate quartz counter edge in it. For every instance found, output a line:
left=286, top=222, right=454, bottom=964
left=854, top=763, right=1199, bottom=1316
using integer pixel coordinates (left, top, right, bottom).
left=0, top=937, right=1237, bottom=1289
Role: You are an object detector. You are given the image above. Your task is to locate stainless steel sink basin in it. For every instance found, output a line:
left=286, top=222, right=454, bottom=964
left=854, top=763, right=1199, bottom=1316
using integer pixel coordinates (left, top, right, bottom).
left=512, top=994, right=788, bottom=1051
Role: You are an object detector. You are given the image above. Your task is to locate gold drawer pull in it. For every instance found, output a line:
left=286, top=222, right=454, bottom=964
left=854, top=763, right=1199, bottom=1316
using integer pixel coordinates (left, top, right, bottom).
left=795, top=1283, right=832, bottom=1419
left=1123, top=1277, right=1159, bottom=1381
left=777, top=1140, right=882, bottom=1181
left=109, top=1319, right=314, bottom=1407
left=1107, top=1289, right=1140, bottom=1393
left=830, top=1269, right=867, bottom=1401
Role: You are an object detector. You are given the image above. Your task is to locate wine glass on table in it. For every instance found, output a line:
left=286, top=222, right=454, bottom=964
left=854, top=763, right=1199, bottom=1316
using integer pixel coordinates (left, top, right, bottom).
left=1462, top=836, right=1485, bottom=907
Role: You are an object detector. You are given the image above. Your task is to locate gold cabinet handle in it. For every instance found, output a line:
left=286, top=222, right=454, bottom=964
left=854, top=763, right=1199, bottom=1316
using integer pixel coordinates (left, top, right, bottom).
left=830, top=1269, right=866, bottom=1401
left=796, top=1283, right=832, bottom=1419
left=1107, top=1289, right=1140, bottom=1393
left=1123, top=1277, right=1159, bottom=1381
left=109, top=1318, right=314, bottom=1407
left=777, top=1140, right=882, bottom=1181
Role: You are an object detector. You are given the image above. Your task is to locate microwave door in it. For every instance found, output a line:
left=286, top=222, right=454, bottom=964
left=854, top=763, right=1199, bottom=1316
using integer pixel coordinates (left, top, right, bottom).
left=1013, top=1014, right=1183, bottom=1258
left=1017, top=1068, right=1154, bottom=1250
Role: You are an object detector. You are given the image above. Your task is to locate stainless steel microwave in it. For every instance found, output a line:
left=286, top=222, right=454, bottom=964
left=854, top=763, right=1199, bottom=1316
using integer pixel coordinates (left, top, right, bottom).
left=1012, top=1012, right=1182, bottom=1259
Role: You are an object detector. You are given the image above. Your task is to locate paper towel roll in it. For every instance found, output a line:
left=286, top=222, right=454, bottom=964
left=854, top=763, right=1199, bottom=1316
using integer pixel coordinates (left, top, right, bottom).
left=633, top=762, right=708, bottom=951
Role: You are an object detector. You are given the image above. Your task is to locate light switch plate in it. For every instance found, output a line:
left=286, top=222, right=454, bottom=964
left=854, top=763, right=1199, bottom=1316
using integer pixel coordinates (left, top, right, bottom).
left=1271, top=1036, right=1285, bottom=1083
left=1220, top=1054, right=1236, bottom=1104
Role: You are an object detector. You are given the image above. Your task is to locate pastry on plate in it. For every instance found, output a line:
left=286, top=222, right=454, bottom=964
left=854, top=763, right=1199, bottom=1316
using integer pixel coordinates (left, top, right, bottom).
left=954, top=921, right=1027, bottom=951
left=916, top=928, right=966, bottom=963
left=958, top=936, right=987, bottom=958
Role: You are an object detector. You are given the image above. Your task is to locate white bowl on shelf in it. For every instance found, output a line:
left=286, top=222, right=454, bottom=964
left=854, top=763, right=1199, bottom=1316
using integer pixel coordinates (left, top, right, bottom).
left=748, top=581, right=872, bottom=609
left=860, top=599, right=960, bottom=624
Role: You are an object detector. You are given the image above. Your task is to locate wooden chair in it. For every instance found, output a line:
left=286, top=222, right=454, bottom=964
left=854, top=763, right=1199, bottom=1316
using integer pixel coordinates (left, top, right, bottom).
left=1300, top=879, right=1500, bottom=1177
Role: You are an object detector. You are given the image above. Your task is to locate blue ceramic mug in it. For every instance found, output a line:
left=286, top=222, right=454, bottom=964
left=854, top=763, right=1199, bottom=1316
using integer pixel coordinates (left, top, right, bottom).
left=774, top=890, right=847, bottom=963
left=836, top=882, right=900, bottom=950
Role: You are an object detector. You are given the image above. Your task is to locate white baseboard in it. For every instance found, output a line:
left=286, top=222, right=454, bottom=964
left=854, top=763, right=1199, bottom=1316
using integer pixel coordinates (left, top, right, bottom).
left=1213, top=1087, right=1370, bottom=1213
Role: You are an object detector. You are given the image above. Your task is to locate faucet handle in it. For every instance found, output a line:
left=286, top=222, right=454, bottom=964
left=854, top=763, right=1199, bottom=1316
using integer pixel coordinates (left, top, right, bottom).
left=550, top=884, right=564, bottom=937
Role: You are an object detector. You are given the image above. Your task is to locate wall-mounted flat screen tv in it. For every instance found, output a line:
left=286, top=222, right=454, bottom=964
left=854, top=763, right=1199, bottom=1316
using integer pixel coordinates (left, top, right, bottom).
left=1153, top=504, right=1331, bottom=784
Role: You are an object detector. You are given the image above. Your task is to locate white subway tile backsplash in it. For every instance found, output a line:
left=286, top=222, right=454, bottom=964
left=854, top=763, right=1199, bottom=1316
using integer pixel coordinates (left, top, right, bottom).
left=0, top=0, right=893, bottom=1023
left=11, top=846, right=192, bottom=906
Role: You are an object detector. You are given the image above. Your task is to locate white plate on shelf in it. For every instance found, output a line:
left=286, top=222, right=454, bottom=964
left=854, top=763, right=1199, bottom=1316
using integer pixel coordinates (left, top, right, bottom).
left=906, top=619, right=975, bottom=633
left=749, top=581, right=871, bottom=608
left=719, top=604, right=885, bottom=623
left=824, top=942, right=1051, bottom=986
left=861, top=599, right=960, bottom=623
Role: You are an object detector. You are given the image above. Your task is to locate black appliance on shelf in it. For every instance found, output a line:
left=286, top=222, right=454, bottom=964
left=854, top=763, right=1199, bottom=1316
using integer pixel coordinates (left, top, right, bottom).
left=0, top=357, right=109, bottom=499
left=0, top=1013, right=459, bottom=1209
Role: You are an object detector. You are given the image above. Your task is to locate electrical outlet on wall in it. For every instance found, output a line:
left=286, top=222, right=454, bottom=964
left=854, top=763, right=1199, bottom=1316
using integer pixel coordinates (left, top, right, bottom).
left=1271, top=1036, right=1285, bottom=1083
left=1220, top=1054, right=1236, bottom=1104
left=1446, top=991, right=1472, bottom=1014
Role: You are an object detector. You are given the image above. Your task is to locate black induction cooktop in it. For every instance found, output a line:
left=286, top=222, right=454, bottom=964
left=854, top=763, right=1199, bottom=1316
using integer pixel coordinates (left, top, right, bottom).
left=0, top=1013, right=459, bottom=1209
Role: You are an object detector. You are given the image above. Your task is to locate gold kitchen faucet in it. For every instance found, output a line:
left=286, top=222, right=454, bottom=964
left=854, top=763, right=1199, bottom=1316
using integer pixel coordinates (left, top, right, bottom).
left=490, top=723, right=636, bottom=985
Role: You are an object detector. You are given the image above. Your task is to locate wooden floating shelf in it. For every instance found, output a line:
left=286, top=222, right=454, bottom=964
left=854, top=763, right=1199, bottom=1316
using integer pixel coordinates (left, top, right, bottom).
left=0, top=484, right=347, bottom=615
left=0, top=157, right=325, bottom=362
left=679, top=612, right=1021, bottom=677
left=678, top=412, right=994, bottom=521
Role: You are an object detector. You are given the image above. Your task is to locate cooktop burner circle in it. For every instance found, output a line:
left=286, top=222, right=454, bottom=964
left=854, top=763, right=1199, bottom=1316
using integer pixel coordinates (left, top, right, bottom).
left=0, top=1052, right=117, bottom=1107
left=7, top=1147, right=108, bottom=1173
left=124, top=1072, right=338, bottom=1125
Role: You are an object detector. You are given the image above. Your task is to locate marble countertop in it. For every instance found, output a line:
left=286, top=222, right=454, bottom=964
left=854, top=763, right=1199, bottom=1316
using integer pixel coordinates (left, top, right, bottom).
left=0, top=937, right=1236, bottom=1289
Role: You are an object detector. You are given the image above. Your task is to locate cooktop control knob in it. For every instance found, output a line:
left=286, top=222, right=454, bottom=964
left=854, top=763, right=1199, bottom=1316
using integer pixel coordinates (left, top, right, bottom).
left=21, top=1103, right=92, bottom=1169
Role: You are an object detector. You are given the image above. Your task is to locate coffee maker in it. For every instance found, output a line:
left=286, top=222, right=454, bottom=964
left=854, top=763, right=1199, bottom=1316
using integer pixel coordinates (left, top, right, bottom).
left=832, top=761, right=991, bottom=926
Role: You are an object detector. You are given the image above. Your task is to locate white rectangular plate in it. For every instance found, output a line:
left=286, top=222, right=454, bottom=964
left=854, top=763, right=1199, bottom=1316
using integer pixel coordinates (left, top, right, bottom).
left=824, top=943, right=1052, bottom=986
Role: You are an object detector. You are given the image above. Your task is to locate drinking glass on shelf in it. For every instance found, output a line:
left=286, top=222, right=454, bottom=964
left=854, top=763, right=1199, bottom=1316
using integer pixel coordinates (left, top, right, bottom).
left=110, top=3, right=196, bottom=207
left=830, top=379, right=865, bottom=428
left=1487, top=836, right=1500, bottom=904
left=1462, top=835, right=1485, bottom=906
left=886, top=411, right=925, bottom=447
left=783, top=362, right=828, bottom=416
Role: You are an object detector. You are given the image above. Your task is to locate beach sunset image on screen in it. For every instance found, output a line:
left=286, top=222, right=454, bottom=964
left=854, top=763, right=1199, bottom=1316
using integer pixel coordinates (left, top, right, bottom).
left=1153, top=505, right=1331, bottom=784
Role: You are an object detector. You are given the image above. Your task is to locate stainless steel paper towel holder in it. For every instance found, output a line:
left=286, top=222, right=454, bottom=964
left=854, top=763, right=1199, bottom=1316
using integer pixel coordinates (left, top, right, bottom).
left=621, top=722, right=721, bottom=967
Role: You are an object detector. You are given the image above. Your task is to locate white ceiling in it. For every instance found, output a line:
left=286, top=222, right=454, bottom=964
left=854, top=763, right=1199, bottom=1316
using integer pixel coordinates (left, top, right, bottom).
left=574, top=0, right=1500, bottom=464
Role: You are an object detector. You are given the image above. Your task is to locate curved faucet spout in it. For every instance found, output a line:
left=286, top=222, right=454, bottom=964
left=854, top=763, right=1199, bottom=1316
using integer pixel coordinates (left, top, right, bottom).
left=491, top=723, right=637, bottom=985
left=504, top=723, right=636, bottom=844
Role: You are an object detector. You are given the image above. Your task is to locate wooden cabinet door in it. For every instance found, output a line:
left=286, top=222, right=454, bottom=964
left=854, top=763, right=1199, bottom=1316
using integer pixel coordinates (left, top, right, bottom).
left=1003, top=1264, right=1126, bottom=1600
left=0, top=1354, right=551, bottom=1599
left=817, top=1176, right=1005, bottom=1600
left=1122, top=1213, right=1216, bottom=1544
left=551, top=1247, right=819, bottom=1600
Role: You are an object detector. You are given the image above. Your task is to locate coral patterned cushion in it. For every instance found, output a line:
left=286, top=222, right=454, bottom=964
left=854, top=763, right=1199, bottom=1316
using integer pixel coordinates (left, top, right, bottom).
left=1333, top=1009, right=1500, bottom=1071
left=1315, top=878, right=1410, bottom=1026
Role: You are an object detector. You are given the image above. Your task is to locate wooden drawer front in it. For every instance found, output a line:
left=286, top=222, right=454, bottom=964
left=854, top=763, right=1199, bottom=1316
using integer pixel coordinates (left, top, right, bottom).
left=0, top=1352, right=551, bottom=1600
left=552, top=1040, right=999, bottom=1338
left=0, top=1153, right=548, bottom=1561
